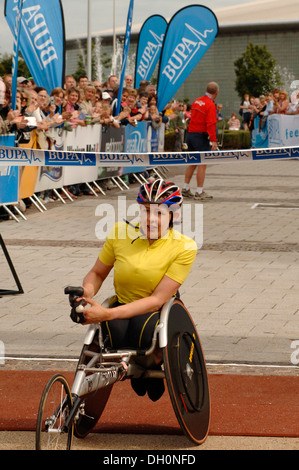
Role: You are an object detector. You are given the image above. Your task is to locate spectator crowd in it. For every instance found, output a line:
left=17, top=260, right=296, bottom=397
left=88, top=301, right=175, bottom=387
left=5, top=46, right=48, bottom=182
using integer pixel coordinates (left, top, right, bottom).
left=238, top=89, right=299, bottom=132
left=0, top=72, right=193, bottom=210
left=215, top=88, right=299, bottom=133
left=0, top=72, right=192, bottom=152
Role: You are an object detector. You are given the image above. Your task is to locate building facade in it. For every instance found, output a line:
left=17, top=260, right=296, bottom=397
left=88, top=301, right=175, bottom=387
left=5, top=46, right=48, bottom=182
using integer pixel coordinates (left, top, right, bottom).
left=65, top=21, right=299, bottom=119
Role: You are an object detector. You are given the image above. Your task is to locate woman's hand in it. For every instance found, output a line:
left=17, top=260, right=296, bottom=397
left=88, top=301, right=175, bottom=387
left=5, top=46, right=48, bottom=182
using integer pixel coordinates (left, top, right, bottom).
left=81, top=297, right=113, bottom=324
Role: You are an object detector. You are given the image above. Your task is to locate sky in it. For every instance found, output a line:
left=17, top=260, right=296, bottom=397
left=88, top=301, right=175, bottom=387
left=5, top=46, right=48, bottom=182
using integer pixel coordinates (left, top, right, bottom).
left=0, top=0, right=253, bottom=55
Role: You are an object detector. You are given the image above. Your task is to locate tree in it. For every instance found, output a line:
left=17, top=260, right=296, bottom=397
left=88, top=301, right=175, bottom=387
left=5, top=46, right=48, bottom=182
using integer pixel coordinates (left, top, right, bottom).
left=0, top=53, right=31, bottom=78
left=234, top=43, right=282, bottom=98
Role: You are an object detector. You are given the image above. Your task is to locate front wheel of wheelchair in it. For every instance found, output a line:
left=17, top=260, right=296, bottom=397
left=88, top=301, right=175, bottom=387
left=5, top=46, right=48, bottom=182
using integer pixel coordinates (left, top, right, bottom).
left=36, top=374, right=74, bottom=450
left=163, top=300, right=210, bottom=445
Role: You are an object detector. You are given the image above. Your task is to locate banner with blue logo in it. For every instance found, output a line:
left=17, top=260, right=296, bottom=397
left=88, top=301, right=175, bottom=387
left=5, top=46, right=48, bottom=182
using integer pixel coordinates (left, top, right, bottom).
left=0, top=134, right=18, bottom=204
left=122, top=121, right=148, bottom=174
left=5, top=0, right=66, bottom=94
left=156, top=5, right=218, bottom=112
left=115, top=0, right=134, bottom=116
left=134, top=15, right=167, bottom=89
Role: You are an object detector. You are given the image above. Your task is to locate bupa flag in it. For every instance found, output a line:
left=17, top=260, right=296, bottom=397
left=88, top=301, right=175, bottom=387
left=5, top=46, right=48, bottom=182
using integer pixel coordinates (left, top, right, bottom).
left=5, top=0, right=66, bottom=94
left=156, top=5, right=218, bottom=112
left=134, top=15, right=167, bottom=89
left=115, top=0, right=134, bottom=116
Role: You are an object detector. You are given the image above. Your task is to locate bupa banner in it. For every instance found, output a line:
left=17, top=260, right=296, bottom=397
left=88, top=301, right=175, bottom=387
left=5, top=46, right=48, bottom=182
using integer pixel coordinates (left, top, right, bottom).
left=115, top=0, right=134, bottom=116
left=5, top=0, right=66, bottom=94
left=156, top=5, right=218, bottom=112
left=1, top=144, right=299, bottom=168
left=134, top=15, right=167, bottom=89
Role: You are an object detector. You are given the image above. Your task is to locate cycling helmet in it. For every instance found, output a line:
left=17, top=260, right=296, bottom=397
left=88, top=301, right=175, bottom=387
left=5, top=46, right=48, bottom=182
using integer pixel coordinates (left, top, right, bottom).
left=136, top=178, right=183, bottom=207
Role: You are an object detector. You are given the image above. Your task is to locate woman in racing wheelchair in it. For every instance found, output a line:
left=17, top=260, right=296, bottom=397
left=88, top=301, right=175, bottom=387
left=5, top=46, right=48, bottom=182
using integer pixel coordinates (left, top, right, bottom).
left=79, top=178, right=197, bottom=402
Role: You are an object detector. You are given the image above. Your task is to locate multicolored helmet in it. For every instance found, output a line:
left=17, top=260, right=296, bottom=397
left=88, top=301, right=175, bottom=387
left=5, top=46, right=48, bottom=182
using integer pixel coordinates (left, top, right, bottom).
left=136, top=178, right=183, bottom=207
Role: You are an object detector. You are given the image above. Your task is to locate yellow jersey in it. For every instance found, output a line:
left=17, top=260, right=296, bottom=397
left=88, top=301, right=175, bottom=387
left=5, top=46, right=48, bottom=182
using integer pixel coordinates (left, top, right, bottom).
left=99, top=221, right=197, bottom=304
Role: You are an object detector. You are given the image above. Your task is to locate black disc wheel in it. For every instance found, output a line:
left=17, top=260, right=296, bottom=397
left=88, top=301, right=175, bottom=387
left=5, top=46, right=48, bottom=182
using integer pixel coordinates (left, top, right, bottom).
left=163, top=300, right=210, bottom=445
left=36, top=374, right=74, bottom=450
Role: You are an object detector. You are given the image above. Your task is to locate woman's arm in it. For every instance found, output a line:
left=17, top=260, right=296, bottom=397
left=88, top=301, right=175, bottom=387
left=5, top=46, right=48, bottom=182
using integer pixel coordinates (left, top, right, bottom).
left=82, top=275, right=181, bottom=324
left=82, top=258, right=113, bottom=299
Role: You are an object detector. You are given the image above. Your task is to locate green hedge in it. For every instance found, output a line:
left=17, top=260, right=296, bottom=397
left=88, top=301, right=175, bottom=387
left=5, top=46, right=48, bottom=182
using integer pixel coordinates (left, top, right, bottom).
left=164, top=129, right=251, bottom=151
left=220, top=130, right=251, bottom=149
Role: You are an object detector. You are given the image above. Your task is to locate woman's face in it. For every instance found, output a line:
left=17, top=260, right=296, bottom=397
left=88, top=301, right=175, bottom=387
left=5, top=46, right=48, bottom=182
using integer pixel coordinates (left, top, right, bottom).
left=121, top=92, right=129, bottom=102
left=53, top=92, right=64, bottom=106
left=68, top=91, right=79, bottom=105
left=85, top=88, right=95, bottom=101
left=127, top=95, right=136, bottom=108
left=139, top=95, right=148, bottom=106
left=140, top=203, right=172, bottom=241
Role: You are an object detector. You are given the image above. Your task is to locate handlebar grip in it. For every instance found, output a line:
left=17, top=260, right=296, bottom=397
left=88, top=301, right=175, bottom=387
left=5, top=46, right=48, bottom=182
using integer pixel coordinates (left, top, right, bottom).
left=64, top=286, right=84, bottom=297
left=70, top=299, right=86, bottom=324
left=65, top=286, right=86, bottom=323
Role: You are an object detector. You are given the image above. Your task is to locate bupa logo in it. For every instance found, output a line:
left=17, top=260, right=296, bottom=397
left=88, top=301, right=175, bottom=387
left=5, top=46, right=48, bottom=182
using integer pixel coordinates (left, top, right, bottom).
left=137, top=30, right=165, bottom=80
left=161, top=23, right=214, bottom=85
left=12, top=3, right=58, bottom=68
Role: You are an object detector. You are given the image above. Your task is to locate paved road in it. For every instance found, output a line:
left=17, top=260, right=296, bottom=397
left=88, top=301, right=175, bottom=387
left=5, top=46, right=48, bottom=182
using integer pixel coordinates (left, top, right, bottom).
left=1, top=159, right=298, bottom=365
left=0, top=431, right=298, bottom=450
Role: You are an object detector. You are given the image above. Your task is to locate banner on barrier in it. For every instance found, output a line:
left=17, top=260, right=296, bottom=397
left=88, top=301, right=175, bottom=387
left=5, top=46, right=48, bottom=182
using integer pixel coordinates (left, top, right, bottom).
left=0, top=145, right=298, bottom=168
left=62, top=125, right=100, bottom=185
left=251, top=115, right=299, bottom=149
left=268, top=114, right=299, bottom=148
left=251, top=116, right=269, bottom=148
left=0, top=166, right=19, bottom=204
left=34, top=166, right=64, bottom=193
left=0, top=133, right=18, bottom=204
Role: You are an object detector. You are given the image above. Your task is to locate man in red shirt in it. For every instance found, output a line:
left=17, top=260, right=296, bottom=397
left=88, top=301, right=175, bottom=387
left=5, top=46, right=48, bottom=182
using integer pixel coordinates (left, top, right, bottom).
left=182, top=82, right=219, bottom=200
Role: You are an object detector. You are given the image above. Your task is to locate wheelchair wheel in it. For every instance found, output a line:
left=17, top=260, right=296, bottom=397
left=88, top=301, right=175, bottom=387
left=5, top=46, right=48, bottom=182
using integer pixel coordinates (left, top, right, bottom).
left=163, top=299, right=210, bottom=445
left=36, top=374, right=74, bottom=450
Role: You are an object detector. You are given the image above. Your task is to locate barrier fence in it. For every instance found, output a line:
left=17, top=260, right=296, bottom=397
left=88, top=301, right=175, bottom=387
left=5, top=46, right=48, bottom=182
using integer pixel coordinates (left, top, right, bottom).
left=252, top=114, right=299, bottom=149
left=0, top=121, right=165, bottom=207
left=0, top=116, right=299, bottom=211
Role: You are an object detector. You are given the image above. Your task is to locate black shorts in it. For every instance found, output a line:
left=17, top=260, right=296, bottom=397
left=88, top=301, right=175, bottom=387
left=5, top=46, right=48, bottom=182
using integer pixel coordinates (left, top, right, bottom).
left=242, top=112, right=251, bottom=124
left=187, top=132, right=210, bottom=152
left=101, top=299, right=160, bottom=349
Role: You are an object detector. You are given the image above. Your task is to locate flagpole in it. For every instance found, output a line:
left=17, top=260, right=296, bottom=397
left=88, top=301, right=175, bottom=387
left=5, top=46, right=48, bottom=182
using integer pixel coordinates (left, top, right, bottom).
left=11, top=0, right=24, bottom=110
left=115, top=0, right=134, bottom=116
left=87, top=0, right=92, bottom=80
left=113, top=0, right=116, bottom=74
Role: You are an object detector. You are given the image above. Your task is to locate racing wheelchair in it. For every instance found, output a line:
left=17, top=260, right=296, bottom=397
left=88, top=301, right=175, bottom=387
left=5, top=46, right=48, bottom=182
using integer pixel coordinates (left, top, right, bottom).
left=35, top=287, right=210, bottom=450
